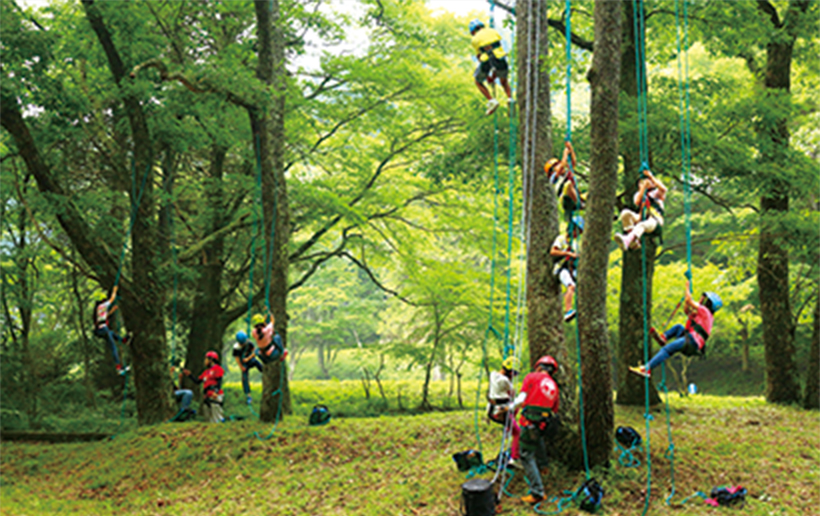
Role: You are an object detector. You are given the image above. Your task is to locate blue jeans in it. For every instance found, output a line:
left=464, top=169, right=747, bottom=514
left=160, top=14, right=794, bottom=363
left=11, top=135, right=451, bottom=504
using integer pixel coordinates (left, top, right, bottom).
left=93, top=326, right=122, bottom=366
left=240, top=358, right=263, bottom=395
left=520, top=446, right=544, bottom=497
left=647, top=324, right=691, bottom=370
left=175, top=389, right=193, bottom=411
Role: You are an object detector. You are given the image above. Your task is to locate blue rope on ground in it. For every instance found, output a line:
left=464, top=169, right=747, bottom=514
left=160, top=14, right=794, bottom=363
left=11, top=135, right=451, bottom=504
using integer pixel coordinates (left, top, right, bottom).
left=616, top=441, right=642, bottom=468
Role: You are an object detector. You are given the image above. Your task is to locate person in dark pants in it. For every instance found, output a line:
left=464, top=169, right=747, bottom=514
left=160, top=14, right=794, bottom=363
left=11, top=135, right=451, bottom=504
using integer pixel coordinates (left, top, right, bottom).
left=511, top=355, right=561, bottom=505
left=469, top=19, right=513, bottom=115
left=233, top=330, right=263, bottom=404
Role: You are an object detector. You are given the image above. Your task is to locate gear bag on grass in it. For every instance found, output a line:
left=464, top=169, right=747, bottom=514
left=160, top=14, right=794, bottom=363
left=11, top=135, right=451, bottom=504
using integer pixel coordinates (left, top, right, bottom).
left=706, top=486, right=747, bottom=507
left=308, top=404, right=331, bottom=426
left=452, top=449, right=484, bottom=472
left=576, top=477, right=604, bottom=513
left=615, top=426, right=642, bottom=448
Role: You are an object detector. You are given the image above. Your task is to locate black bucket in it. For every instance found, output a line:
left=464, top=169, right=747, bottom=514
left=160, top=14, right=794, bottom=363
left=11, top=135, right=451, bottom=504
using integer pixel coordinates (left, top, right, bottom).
left=461, top=478, right=495, bottom=516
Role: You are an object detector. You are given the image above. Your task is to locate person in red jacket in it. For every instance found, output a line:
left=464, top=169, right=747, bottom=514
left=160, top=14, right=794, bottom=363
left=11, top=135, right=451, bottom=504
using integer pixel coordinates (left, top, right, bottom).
left=512, top=355, right=561, bottom=505
left=183, top=350, right=224, bottom=423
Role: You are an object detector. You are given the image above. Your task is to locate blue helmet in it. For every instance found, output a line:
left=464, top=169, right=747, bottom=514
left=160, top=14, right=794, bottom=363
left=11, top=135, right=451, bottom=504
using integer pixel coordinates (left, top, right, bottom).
left=236, top=331, right=248, bottom=344
left=571, top=216, right=585, bottom=233
left=469, top=19, right=484, bottom=33
left=703, top=292, right=723, bottom=314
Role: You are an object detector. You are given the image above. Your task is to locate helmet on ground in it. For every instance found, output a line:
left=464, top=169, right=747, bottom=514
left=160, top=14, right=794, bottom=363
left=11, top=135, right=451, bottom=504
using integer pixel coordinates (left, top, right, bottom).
left=702, top=292, right=723, bottom=314
left=535, top=355, right=558, bottom=375
left=571, top=215, right=585, bottom=233
left=205, top=350, right=219, bottom=361
left=544, top=158, right=560, bottom=175
left=469, top=19, right=484, bottom=33
left=236, top=331, right=248, bottom=344
left=251, top=313, right=266, bottom=326
left=501, top=356, right=520, bottom=372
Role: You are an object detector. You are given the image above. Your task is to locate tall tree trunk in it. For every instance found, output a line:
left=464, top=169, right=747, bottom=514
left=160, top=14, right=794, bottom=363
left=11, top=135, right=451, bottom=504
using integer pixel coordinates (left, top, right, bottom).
left=616, top=0, right=660, bottom=407
left=254, top=0, right=292, bottom=421
left=576, top=0, right=621, bottom=470
left=804, top=291, right=820, bottom=409
left=420, top=306, right=441, bottom=411
left=756, top=0, right=807, bottom=405
left=185, top=146, right=228, bottom=383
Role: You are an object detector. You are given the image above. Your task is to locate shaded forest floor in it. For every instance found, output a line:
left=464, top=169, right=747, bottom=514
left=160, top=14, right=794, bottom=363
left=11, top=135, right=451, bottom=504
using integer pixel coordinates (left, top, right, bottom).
left=1, top=395, right=818, bottom=516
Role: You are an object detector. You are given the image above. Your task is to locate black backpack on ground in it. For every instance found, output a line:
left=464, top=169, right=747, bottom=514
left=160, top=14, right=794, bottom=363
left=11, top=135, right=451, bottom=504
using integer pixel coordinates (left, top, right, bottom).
left=615, top=426, right=642, bottom=449
left=576, top=477, right=604, bottom=513
left=452, top=449, right=484, bottom=472
left=308, top=404, right=331, bottom=426
left=709, top=486, right=747, bottom=507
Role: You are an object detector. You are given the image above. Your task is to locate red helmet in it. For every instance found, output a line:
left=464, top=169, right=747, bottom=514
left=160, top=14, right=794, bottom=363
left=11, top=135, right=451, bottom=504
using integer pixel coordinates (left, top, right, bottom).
left=205, top=350, right=219, bottom=361
left=535, top=355, right=558, bottom=374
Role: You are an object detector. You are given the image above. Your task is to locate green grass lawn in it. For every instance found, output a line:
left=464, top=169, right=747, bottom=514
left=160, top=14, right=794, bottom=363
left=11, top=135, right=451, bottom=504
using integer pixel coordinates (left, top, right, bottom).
left=1, top=391, right=818, bottom=515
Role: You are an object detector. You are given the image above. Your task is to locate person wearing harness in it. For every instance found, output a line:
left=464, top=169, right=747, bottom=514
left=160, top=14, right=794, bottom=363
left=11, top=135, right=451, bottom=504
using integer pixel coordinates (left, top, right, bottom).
left=551, top=216, right=584, bottom=322
left=92, top=285, right=129, bottom=375
left=486, top=356, right=521, bottom=469
left=183, top=350, right=224, bottom=423
left=251, top=313, right=287, bottom=365
left=614, top=168, right=667, bottom=251
left=545, top=141, right=585, bottom=220
left=469, top=19, right=513, bottom=116
left=233, top=330, right=263, bottom=404
left=511, top=355, right=561, bottom=505
left=629, top=283, right=722, bottom=378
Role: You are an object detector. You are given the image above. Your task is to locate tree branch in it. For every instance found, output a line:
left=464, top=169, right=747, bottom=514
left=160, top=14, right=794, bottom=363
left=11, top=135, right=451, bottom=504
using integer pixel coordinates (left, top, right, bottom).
left=756, top=0, right=782, bottom=28
left=340, top=251, right=417, bottom=306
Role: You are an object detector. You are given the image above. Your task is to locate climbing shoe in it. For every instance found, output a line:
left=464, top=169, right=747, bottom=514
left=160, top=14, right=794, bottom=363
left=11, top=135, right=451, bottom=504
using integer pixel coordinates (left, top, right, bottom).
left=521, top=493, right=545, bottom=504
left=246, top=395, right=252, bottom=405
left=116, top=364, right=130, bottom=376
left=564, top=309, right=576, bottom=322
left=628, top=365, right=650, bottom=378
left=485, top=98, right=500, bottom=116
left=649, top=327, right=667, bottom=346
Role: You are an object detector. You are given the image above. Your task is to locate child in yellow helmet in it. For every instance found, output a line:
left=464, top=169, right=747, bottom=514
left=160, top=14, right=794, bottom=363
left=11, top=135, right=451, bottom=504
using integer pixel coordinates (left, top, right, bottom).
left=469, top=19, right=513, bottom=115
left=251, top=312, right=287, bottom=365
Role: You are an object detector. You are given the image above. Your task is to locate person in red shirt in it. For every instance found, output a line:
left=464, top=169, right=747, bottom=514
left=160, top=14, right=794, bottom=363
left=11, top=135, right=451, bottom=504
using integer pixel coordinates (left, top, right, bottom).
left=629, top=282, right=722, bottom=378
left=183, top=351, right=224, bottom=423
left=511, top=355, right=561, bottom=505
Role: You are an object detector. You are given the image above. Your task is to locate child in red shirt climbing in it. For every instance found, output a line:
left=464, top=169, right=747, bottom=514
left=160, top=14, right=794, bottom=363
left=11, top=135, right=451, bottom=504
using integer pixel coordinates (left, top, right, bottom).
left=629, top=282, right=722, bottom=377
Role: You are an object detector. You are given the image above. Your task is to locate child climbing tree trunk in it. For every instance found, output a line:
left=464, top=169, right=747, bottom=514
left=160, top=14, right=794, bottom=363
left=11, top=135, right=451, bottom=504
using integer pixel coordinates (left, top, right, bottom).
left=575, top=0, right=621, bottom=470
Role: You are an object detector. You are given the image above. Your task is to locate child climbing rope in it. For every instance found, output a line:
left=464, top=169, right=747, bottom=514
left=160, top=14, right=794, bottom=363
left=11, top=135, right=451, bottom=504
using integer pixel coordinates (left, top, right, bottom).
left=629, top=282, right=722, bottom=378
left=233, top=331, right=263, bottom=404
left=92, top=285, right=129, bottom=375
left=469, top=19, right=513, bottom=116
left=183, top=350, right=224, bottom=423
left=250, top=313, right=287, bottom=365
left=614, top=168, right=667, bottom=251
left=544, top=141, right=585, bottom=220
left=511, top=355, right=561, bottom=505
left=551, top=216, right=584, bottom=322
left=486, top=356, right=521, bottom=469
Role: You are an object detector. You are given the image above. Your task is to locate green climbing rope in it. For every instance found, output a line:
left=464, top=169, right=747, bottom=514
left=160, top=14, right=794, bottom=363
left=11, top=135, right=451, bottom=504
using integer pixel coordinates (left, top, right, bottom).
left=632, top=1, right=653, bottom=515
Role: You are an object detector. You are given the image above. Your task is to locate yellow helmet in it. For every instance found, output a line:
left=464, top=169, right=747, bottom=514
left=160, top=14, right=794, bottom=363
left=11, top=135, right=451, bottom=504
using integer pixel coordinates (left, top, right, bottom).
left=544, top=158, right=560, bottom=175
left=251, top=313, right=266, bottom=326
left=501, top=356, right=520, bottom=371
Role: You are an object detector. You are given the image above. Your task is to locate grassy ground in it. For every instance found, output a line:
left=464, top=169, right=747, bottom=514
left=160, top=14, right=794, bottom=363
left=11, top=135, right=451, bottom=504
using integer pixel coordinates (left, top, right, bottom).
left=1, top=392, right=817, bottom=516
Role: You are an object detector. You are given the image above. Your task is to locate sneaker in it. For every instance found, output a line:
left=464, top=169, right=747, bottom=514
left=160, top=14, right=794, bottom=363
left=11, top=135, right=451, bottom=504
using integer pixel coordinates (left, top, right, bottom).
left=649, top=327, right=667, bottom=346
left=614, top=233, right=627, bottom=251
left=521, top=493, right=545, bottom=504
left=116, top=364, right=130, bottom=376
left=564, top=309, right=576, bottom=322
left=629, top=365, right=650, bottom=378
left=508, top=458, right=523, bottom=470
left=246, top=395, right=252, bottom=405
left=485, top=98, right=500, bottom=116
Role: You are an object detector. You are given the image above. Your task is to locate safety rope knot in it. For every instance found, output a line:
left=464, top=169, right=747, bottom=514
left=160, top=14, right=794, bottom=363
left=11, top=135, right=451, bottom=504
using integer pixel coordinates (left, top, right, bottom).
left=640, top=161, right=650, bottom=171
left=664, top=443, right=676, bottom=460
left=684, top=269, right=692, bottom=280
left=643, top=412, right=654, bottom=421
left=270, top=389, right=281, bottom=397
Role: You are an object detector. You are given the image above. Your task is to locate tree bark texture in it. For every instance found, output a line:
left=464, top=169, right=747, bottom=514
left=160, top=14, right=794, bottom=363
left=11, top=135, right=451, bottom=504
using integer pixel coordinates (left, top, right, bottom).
left=805, top=292, right=820, bottom=410
left=576, top=0, right=621, bottom=470
left=756, top=0, right=808, bottom=405
left=615, top=0, right=660, bottom=406
left=185, top=146, right=228, bottom=384
left=254, top=0, right=292, bottom=421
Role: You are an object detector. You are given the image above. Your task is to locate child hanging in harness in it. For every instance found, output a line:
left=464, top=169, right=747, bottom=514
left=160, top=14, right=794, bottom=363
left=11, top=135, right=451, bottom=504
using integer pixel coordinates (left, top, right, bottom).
left=486, top=356, right=521, bottom=469
left=551, top=216, right=584, bottom=322
left=544, top=141, right=585, bottom=221
left=614, top=167, right=667, bottom=251
left=629, top=282, right=722, bottom=378
left=469, top=19, right=513, bottom=116
left=250, top=312, right=287, bottom=365
left=233, top=330, right=263, bottom=404
left=92, top=285, right=129, bottom=375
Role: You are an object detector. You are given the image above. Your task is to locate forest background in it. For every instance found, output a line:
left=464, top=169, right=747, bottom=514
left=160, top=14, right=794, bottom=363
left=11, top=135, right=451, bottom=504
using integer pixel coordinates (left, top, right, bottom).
left=1, top=0, right=818, bottom=438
